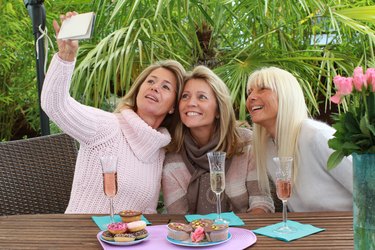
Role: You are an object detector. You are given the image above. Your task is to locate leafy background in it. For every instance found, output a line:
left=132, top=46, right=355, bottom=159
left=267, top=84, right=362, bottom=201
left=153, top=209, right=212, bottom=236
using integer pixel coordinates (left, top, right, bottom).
left=1, top=0, right=375, bottom=141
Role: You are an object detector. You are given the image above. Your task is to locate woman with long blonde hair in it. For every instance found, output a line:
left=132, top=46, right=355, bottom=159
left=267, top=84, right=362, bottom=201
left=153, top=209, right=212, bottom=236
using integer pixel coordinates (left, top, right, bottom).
left=246, top=66, right=352, bottom=212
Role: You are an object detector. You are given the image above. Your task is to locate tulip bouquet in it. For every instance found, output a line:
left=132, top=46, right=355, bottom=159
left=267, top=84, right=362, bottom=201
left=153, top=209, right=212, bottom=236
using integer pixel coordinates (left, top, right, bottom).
left=327, top=67, right=375, bottom=170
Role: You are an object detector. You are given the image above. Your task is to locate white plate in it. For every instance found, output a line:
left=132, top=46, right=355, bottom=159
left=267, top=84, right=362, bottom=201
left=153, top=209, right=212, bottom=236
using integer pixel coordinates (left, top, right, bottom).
left=166, top=232, right=232, bottom=247
left=99, top=231, right=149, bottom=246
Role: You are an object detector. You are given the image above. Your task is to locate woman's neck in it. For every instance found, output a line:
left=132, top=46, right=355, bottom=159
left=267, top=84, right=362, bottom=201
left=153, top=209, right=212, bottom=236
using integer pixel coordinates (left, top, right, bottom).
left=262, top=122, right=276, bottom=141
left=136, top=110, right=164, bottom=129
left=189, top=127, right=215, bottom=148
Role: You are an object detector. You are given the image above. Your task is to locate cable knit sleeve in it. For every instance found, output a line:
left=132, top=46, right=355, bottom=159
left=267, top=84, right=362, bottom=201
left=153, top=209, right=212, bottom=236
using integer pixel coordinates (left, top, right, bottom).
left=162, top=153, right=190, bottom=214
left=41, top=54, right=118, bottom=145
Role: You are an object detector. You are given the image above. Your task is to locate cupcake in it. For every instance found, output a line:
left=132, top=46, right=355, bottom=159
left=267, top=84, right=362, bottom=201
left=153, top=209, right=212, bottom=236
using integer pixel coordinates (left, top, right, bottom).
left=204, top=224, right=229, bottom=242
left=190, top=219, right=214, bottom=230
left=167, top=222, right=193, bottom=241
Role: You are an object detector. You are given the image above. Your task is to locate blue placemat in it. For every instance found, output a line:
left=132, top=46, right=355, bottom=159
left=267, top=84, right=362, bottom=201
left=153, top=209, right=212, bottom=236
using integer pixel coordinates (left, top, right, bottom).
left=92, top=214, right=151, bottom=231
left=185, top=212, right=244, bottom=226
left=253, top=220, right=324, bottom=242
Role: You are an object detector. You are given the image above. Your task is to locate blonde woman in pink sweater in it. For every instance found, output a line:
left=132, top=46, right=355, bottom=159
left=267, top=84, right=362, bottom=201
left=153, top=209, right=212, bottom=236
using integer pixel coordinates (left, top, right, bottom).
left=41, top=12, right=185, bottom=214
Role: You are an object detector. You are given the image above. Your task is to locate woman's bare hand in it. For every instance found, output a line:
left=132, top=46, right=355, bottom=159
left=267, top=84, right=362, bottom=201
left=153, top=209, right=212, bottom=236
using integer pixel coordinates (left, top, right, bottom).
left=53, top=11, right=79, bottom=62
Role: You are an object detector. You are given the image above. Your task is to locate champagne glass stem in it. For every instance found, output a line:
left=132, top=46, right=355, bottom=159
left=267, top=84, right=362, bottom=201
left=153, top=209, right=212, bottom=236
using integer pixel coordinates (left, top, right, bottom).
left=282, top=200, right=288, bottom=228
left=109, top=197, right=115, bottom=223
left=216, top=193, right=222, bottom=220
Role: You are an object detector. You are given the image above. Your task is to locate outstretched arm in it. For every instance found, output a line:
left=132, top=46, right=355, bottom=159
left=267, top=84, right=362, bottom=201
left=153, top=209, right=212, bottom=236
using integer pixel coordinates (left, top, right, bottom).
left=41, top=12, right=118, bottom=145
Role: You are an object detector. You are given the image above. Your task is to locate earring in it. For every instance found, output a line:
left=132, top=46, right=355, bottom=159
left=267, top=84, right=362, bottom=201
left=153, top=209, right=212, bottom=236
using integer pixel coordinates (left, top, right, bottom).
left=215, top=115, right=220, bottom=119
left=169, top=109, right=174, bottom=114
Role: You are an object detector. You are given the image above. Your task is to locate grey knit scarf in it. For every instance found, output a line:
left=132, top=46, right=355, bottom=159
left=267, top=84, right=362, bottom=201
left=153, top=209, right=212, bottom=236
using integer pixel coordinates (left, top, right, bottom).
left=181, top=130, right=232, bottom=214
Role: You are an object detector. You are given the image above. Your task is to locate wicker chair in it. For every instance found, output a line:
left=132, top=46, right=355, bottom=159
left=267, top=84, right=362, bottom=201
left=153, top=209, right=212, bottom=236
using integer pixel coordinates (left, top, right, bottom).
left=0, top=133, right=78, bottom=216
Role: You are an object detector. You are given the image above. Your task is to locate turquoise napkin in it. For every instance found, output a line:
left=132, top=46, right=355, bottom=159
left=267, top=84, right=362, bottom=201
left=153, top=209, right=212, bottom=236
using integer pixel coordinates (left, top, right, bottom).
left=185, top=212, right=245, bottom=226
left=92, top=214, right=151, bottom=231
left=253, top=220, right=324, bottom=242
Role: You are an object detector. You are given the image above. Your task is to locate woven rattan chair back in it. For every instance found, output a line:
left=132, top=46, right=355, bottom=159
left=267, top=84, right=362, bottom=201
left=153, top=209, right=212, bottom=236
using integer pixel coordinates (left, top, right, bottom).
left=0, top=133, right=77, bottom=215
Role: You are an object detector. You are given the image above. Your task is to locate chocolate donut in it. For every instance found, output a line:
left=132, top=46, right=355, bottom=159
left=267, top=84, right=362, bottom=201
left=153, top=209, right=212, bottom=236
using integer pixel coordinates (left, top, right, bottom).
left=114, top=233, right=136, bottom=242
left=101, top=230, right=115, bottom=241
left=130, top=229, right=148, bottom=239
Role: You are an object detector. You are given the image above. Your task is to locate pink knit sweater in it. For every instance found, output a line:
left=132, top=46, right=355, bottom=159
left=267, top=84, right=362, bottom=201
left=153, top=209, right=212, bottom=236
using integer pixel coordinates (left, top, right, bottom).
left=41, top=54, right=171, bottom=214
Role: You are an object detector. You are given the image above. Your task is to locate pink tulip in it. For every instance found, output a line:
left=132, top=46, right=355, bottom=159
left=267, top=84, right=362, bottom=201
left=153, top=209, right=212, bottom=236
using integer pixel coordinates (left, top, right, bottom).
left=340, top=77, right=353, bottom=95
left=333, top=75, right=345, bottom=88
left=365, top=68, right=375, bottom=92
left=330, top=93, right=342, bottom=104
left=333, top=75, right=353, bottom=96
left=353, top=67, right=367, bottom=91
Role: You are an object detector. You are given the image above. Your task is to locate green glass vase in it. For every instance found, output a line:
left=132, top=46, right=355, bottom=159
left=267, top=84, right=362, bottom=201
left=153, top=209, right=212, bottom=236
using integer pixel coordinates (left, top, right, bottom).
left=352, top=153, right=375, bottom=250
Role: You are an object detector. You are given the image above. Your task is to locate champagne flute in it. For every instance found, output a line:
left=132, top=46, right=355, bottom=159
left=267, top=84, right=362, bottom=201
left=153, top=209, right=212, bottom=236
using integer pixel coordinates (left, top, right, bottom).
left=207, top=151, right=229, bottom=224
left=100, top=153, right=118, bottom=224
left=273, top=156, right=295, bottom=233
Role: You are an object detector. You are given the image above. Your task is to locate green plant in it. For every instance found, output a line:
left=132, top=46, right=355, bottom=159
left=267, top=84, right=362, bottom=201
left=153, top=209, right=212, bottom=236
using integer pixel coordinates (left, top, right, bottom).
left=0, top=0, right=92, bottom=140
left=327, top=66, right=375, bottom=169
left=71, top=1, right=375, bottom=122
left=0, top=1, right=36, bottom=140
left=2, top=1, right=375, bottom=140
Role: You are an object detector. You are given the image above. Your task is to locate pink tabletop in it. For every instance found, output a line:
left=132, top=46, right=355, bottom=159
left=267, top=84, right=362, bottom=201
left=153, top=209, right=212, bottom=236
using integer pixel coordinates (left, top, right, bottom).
left=97, top=225, right=257, bottom=249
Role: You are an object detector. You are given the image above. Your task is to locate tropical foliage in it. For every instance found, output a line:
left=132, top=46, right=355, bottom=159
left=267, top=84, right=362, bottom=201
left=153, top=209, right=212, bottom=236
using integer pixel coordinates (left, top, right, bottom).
left=0, top=1, right=35, bottom=140
left=1, top=0, right=375, bottom=140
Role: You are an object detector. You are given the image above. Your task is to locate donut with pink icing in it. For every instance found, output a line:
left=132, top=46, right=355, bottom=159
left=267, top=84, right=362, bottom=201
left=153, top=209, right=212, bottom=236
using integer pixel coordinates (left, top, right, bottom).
left=127, top=220, right=146, bottom=232
left=107, top=222, right=127, bottom=234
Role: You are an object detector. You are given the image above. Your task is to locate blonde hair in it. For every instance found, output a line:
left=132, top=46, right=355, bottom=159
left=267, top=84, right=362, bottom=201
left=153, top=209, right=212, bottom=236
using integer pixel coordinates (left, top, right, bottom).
left=247, top=67, right=308, bottom=191
left=115, top=60, right=185, bottom=133
left=170, top=65, right=247, bottom=157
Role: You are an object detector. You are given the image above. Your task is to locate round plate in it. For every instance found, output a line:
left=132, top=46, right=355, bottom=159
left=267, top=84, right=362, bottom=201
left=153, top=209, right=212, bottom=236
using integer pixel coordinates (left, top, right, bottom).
left=166, top=232, right=232, bottom=247
left=99, top=231, right=149, bottom=246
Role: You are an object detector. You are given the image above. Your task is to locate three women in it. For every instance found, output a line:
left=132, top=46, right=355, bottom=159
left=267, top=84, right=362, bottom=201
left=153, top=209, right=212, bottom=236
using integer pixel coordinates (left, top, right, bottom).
left=44, top=12, right=349, bottom=215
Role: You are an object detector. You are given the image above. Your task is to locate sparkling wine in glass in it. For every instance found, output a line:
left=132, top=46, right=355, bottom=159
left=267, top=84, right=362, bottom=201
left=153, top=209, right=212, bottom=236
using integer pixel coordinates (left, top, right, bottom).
left=100, top=153, right=118, bottom=224
left=273, top=156, right=295, bottom=234
left=207, top=151, right=229, bottom=224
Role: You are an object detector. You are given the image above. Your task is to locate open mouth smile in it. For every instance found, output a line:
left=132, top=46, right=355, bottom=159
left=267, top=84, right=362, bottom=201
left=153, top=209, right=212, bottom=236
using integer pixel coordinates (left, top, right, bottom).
left=145, top=94, right=159, bottom=102
left=185, top=111, right=201, bottom=116
left=251, top=105, right=263, bottom=111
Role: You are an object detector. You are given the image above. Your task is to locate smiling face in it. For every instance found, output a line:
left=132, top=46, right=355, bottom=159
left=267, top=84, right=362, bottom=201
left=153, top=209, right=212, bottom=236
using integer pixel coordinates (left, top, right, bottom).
left=246, top=86, right=278, bottom=133
left=136, top=67, right=177, bottom=127
left=179, top=78, right=218, bottom=142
